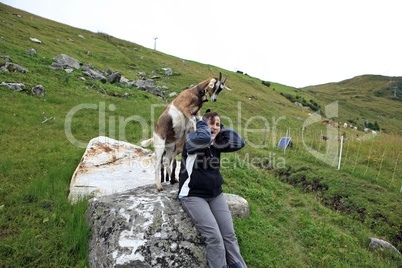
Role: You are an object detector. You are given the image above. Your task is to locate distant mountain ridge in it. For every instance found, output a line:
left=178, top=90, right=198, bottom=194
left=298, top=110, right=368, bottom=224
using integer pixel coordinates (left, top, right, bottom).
left=300, top=75, right=402, bottom=133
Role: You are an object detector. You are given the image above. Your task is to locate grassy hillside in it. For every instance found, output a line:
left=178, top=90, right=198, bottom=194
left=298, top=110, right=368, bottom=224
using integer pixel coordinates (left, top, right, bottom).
left=301, top=75, right=402, bottom=134
left=1, top=3, right=401, bottom=267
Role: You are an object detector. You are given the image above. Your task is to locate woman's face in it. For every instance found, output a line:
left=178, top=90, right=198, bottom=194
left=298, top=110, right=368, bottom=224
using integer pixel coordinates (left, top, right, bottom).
left=207, top=116, right=221, bottom=140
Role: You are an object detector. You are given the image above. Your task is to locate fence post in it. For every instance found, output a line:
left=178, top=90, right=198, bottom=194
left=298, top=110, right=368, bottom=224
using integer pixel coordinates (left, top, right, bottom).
left=337, top=136, right=343, bottom=170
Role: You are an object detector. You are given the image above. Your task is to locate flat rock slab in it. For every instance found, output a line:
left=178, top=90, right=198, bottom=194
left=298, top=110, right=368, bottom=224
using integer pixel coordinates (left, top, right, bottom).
left=68, top=136, right=172, bottom=203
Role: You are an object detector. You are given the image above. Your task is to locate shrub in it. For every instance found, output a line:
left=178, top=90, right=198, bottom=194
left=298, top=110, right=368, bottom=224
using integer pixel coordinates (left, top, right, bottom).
left=262, top=81, right=271, bottom=87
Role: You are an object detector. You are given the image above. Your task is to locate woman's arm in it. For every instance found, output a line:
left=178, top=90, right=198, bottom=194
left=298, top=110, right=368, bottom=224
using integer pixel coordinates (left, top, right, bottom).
left=185, top=120, right=212, bottom=153
left=215, top=124, right=245, bottom=152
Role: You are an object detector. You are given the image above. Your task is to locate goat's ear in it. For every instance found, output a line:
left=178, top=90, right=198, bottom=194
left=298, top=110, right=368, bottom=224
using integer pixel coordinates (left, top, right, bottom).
left=224, top=85, right=232, bottom=91
left=208, top=79, right=216, bottom=88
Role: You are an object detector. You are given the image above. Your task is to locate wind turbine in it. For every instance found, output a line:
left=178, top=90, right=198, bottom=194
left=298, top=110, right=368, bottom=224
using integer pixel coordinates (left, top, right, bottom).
left=153, top=37, right=158, bottom=50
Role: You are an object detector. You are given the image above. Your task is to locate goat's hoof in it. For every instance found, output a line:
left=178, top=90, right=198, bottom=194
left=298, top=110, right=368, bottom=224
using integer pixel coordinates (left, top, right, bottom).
left=157, top=187, right=164, bottom=192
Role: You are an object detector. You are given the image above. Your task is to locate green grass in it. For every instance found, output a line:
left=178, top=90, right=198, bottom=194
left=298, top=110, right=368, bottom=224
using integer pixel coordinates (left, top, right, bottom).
left=1, top=3, right=401, bottom=267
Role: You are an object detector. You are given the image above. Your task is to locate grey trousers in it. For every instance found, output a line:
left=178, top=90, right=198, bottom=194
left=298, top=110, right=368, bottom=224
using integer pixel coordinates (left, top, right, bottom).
left=180, top=193, right=247, bottom=268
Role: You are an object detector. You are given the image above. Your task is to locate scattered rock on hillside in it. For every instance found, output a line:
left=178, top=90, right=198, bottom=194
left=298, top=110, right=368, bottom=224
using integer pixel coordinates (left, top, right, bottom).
left=169, top=92, right=178, bottom=98
left=0, top=62, right=28, bottom=73
left=135, top=79, right=154, bottom=89
left=30, top=37, right=42, bottom=44
left=107, top=71, right=122, bottom=84
left=30, top=85, right=45, bottom=97
left=0, top=55, right=12, bottom=62
left=53, top=54, right=81, bottom=69
left=26, top=48, right=37, bottom=55
left=162, top=67, right=173, bottom=76
left=293, top=102, right=304, bottom=108
left=0, top=82, right=25, bottom=91
left=81, top=67, right=107, bottom=84
left=103, top=69, right=114, bottom=76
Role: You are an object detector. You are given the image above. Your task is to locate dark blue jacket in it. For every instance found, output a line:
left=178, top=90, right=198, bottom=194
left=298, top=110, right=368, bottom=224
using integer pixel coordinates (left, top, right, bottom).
left=178, top=120, right=245, bottom=198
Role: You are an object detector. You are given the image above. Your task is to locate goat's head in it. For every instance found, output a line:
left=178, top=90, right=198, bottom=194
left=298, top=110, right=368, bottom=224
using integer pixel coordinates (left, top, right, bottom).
left=207, top=72, right=231, bottom=102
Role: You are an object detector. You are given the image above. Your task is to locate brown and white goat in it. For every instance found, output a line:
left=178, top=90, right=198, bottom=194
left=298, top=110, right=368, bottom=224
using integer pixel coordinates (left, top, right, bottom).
left=141, top=73, right=231, bottom=191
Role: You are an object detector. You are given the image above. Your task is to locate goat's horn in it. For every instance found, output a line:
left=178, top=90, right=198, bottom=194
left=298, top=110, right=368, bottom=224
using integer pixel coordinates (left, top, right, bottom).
left=219, top=72, right=222, bottom=81
left=222, top=75, right=228, bottom=85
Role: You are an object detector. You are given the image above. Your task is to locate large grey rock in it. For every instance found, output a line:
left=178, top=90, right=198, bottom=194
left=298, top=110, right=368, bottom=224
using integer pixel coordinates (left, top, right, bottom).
left=82, top=68, right=107, bottom=83
left=135, top=79, right=154, bottom=89
left=86, top=184, right=249, bottom=267
left=107, top=71, right=122, bottom=84
left=53, top=54, right=81, bottom=69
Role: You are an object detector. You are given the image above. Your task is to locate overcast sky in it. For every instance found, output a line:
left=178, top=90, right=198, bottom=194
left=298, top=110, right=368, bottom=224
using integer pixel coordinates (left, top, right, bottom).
left=2, top=0, right=401, bottom=88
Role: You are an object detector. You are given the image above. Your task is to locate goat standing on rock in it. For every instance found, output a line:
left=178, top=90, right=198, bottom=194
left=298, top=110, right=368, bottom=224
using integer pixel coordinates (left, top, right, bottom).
left=141, top=73, right=231, bottom=191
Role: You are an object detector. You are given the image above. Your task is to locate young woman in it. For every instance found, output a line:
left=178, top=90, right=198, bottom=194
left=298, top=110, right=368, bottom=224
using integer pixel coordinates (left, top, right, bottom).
left=178, top=111, right=247, bottom=268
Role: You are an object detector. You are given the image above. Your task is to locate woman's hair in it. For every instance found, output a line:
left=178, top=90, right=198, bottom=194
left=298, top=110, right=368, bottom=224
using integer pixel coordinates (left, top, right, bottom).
left=202, top=111, right=220, bottom=124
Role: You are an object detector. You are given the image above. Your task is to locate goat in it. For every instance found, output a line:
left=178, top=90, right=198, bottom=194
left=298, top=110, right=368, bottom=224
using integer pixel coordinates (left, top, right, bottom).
left=141, top=73, right=231, bottom=191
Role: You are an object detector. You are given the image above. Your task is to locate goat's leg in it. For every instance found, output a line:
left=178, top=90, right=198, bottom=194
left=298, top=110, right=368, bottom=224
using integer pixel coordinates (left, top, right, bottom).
left=169, top=147, right=180, bottom=184
left=163, top=145, right=175, bottom=180
left=160, top=157, right=165, bottom=183
left=153, top=135, right=165, bottom=191
left=154, top=153, right=163, bottom=191
left=170, top=159, right=177, bottom=184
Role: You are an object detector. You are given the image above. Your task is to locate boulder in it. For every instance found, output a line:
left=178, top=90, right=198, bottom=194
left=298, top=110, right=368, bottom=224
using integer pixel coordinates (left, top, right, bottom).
left=30, top=85, right=45, bottom=97
left=82, top=68, right=107, bottom=83
left=53, top=54, right=81, bottom=69
left=135, top=79, right=154, bottom=89
left=86, top=184, right=249, bottom=267
left=107, top=71, right=122, bottom=84
left=86, top=184, right=208, bottom=267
